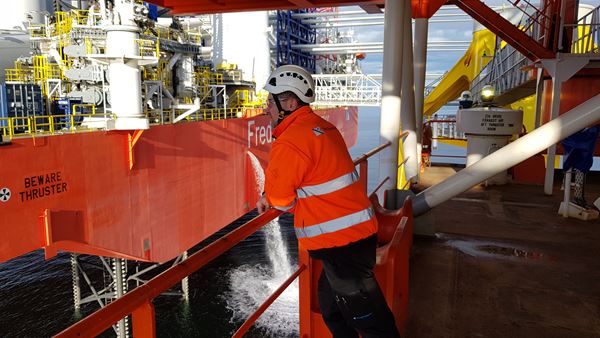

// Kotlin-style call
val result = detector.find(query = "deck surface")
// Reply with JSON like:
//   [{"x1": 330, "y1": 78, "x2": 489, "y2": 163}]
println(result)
[{"x1": 407, "y1": 165, "x2": 600, "y2": 338}]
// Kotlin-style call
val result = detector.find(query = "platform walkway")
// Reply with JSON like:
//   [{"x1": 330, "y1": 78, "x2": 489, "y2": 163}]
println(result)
[{"x1": 408, "y1": 165, "x2": 600, "y2": 338}]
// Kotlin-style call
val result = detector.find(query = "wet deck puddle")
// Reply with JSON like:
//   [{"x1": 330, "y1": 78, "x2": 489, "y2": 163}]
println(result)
[{"x1": 440, "y1": 236, "x2": 558, "y2": 263}]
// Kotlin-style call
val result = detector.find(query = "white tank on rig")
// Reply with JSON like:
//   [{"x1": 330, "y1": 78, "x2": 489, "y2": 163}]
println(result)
[
  {"x1": 0, "y1": 0, "x2": 52, "y2": 82},
  {"x1": 89, "y1": 0, "x2": 156, "y2": 130},
  {"x1": 213, "y1": 11, "x2": 271, "y2": 87},
  {"x1": 457, "y1": 106, "x2": 523, "y2": 185}
]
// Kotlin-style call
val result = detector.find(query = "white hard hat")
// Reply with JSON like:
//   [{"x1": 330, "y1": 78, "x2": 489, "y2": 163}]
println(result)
[{"x1": 264, "y1": 65, "x2": 315, "y2": 103}]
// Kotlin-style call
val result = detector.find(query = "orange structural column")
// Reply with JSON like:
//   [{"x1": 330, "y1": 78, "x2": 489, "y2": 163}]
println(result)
[
  {"x1": 541, "y1": 69, "x2": 600, "y2": 154},
  {"x1": 132, "y1": 301, "x2": 156, "y2": 338},
  {"x1": 542, "y1": 69, "x2": 600, "y2": 122}
]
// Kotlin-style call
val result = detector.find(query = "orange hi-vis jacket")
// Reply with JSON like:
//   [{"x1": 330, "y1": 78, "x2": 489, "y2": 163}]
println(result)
[{"x1": 265, "y1": 106, "x2": 377, "y2": 251}]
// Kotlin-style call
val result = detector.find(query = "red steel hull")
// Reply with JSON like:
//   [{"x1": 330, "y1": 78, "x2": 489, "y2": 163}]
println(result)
[{"x1": 0, "y1": 107, "x2": 357, "y2": 263}]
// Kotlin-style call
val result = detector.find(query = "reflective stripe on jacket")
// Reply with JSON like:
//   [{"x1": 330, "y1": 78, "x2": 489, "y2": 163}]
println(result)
[{"x1": 265, "y1": 106, "x2": 377, "y2": 250}]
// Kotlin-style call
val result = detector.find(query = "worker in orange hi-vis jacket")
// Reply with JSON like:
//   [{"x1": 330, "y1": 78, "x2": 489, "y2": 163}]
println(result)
[{"x1": 256, "y1": 65, "x2": 400, "y2": 338}]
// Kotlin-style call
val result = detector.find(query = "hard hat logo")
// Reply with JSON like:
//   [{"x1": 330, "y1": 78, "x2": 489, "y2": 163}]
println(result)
[{"x1": 264, "y1": 65, "x2": 315, "y2": 104}]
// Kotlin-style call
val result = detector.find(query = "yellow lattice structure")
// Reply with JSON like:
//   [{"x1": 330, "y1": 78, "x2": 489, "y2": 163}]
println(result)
[
  {"x1": 54, "y1": 11, "x2": 73, "y2": 36},
  {"x1": 72, "y1": 10, "x2": 90, "y2": 25},
  {"x1": 0, "y1": 110, "x2": 105, "y2": 140},
  {"x1": 229, "y1": 90, "x2": 264, "y2": 109},
  {"x1": 159, "y1": 60, "x2": 172, "y2": 88},
  {"x1": 28, "y1": 24, "x2": 48, "y2": 38},
  {"x1": 174, "y1": 108, "x2": 244, "y2": 122},
  {"x1": 33, "y1": 56, "x2": 64, "y2": 96},
  {"x1": 135, "y1": 39, "x2": 160, "y2": 58},
  {"x1": 5, "y1": 61, "x2": 34, "y2": 83}
]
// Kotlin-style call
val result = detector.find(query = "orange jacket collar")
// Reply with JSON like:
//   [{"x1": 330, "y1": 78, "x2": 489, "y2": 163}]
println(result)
[{"x1": 273, "y1": 105, "x2": 313, "y2": 138}]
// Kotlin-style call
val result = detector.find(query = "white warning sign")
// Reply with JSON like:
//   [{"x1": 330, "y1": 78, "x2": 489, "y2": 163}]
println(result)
[{"x1": 0, "y1": 187, "x2": 11, "y2": 202}]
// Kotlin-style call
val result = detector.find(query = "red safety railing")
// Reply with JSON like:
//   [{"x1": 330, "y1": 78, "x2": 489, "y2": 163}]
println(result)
[
  {"x1": 54, "y1": 209, "x2": 283, "y2": 338},
  {"x1": 353, "y1": 141, "x2": 391, "y2": 194},
  {"x1": 54, "y1": 142, "x2": 407, "y2": 338}
]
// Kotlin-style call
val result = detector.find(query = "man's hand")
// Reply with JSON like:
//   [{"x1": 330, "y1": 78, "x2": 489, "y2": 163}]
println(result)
[{"x1": 256, "y1": 195, "x2": 270, "y2": 214}]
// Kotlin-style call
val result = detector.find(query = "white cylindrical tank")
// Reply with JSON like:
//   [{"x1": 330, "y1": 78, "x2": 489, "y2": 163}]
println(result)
[
  {"x1": 0, "y1": 0, "x2": 51, "y2": 82},
  {"x1": 214, "y1": 11, "x2": 271, "y2": 87},
  {"x1": 105, "y1": 25, "x2": 148, "y2": 130},
  {"x1": 0, "y1": 32, "x2": 30, "y2": 83},
  {"x1": 0, "y1": 0, "x2": 51, "y2": 30},
  {"x1": 457, "y1": 107, "x2": 523, "y2": 185},
  {"x1": 176, "y1": 56, "x2": 195, "y2": 96}
]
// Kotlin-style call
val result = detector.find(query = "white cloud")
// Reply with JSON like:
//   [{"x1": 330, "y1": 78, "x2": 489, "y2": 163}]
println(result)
[
  {"x1": 353, "y1": 28, "x2": 384, "y2": 43},
  {"x1": 358, "y1": 57, "x2": 383, "y2": 75}
]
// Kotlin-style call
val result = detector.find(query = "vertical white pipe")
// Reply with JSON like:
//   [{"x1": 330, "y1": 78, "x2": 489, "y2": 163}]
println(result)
[
  {"x1": 401, "y1": 0, "x2": 418, "y2": 184},
  {"x1": 71, "y1": 254, "x2": 81, "y2": 312},
  {"x1": 413, "y1": 93, "x2": 600, "y2": 215},
  {"x1": 413, "y1": 18, "x2": 429, "y2": 178},
  {"x1": 544, "y1": 77, "x2": 562, "y2": 195},
  {"x1": 182, "y1": 251, "x2": 190, "y2": 302},
  {"x1": 378, "y1": 0, "x2": 405, "y2": 200},
  {"x1": 114, "y1": 259, "x2": 127, "y2": 338},
  {"x1": 104, "y1": 8, "x2": 149, "y2": 131},
  {"x1": 0, "y1": 0, "x2": 50, "y2": 30},
  {"x1": 106, "y1": 26, "x2": 143, "y2": 118},
  {"x1": 533, "y1": 67, "x2": 544, "y2": 129},
  {"x1": 563, "y1": 170, "x2": 571, "y2": 217}
]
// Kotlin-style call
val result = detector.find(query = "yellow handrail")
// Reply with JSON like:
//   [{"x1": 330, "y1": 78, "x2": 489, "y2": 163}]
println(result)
[
  {"x1": 0, "y1": 112, "x2": 107, "y2": 139},
  {"x1": 0, "y1": 105, "x2": 249, "y2": 140}
]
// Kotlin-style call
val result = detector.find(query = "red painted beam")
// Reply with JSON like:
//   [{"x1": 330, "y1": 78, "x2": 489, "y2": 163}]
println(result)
[
  {"x1": 412, "y1": 0, "x2": 448, "y2": 19},
  {"x1": 156, "y1": 0, "x2": 384, "y2": 14},
  {"x1": 453, "y1": 0, "x2": 555, "y2": 62}
]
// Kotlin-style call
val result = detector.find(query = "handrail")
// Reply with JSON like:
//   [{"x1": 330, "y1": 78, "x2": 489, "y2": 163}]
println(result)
[
  {"x1": 567, "y1": 5, "x2": 600, "y2": 54},
  {"x1": 54, "y1": 209, "x2": 282, "y2": 338},
  {"x1": 371, "y1": 176, "x2": 390, "y2": 195},
  {"x1": 352, "y1": 140, "x2": 391, "y2": 164},
  {"x1": 353, "y1": 141, "x2": 391, "y2": 193},
  {"x1": 425, "y1": 119, "x2": 457, "y2": 124}
]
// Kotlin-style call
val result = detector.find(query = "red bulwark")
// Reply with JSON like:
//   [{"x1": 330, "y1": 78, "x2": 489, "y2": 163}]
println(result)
[
  {"x1": 0, "y1": 107, "x2": 355, "y2": 263},
  {"x1": 316, "y1": 106, "x2": 358, "y2": 148}
]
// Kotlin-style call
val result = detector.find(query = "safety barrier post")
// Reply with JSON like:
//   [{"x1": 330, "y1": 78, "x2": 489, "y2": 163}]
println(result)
[
  {"x1": 8, "y1": 118, "x2": 13, "y2": 139},
  {"x1": 359, "y1": 161, "x2": 368, "y2": 192},
  {"x1": 132, "y1": 301, "x2": 156, "y2": 338}
]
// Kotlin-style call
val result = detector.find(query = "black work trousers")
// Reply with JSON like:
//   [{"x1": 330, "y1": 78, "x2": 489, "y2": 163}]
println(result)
[{"x1": 309, "y1": 235, "x2": 401, "y2": 338}]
